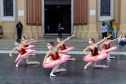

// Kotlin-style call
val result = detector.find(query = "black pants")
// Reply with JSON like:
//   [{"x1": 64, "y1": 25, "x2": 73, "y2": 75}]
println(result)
[
  {"x1": 58, "y1": 31, "x2": 62, "y2": 38},
  {"x1": 17, "y1": 29, "x2": 22, "y2": 39},
  {"x1": 102, "y1": 32, "x2": 107, "y2": 39}
]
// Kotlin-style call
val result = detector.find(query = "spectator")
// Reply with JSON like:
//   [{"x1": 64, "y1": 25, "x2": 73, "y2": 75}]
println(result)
[
  {"x1": 118, "y1": 34, "x2": 125, "y2": 47},
  {"x1": 100, "y1": 21, "x2": 108, "y2": 39},
  {"x1": 16, "y1": 21, "x2": 23, "y2": 40},
  {"x1": 58, "y1": 23, "x2": 62, "y2": 38},
  {"x1": 112, "y1": 19, "x2": 117, "y2": 39}
]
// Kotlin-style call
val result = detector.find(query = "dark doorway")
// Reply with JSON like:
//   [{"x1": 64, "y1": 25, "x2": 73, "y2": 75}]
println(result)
[{"x1": 45, "y1": 5, "x2": 71, "y2": 35}]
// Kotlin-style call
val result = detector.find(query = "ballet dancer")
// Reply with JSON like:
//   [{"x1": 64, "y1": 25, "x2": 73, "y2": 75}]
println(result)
[
  {"x1": 100, "y1": 37, "x2": 117, "y2": 61},
  {"x1": 57, "y1": 38, "x2": 75, "y2": 60},
  {"x1": 10, "y1": 39, "x2": 39, "y2": 68},
  {"x1": 83, "y1": 36, "x2": 111, "y2": 70},
  {"x1": 43, "y1": 35, "x2": 74, "y2": 77},
  {"x1": 20, "y1": 36, "x2": 36, "y2": 49}
]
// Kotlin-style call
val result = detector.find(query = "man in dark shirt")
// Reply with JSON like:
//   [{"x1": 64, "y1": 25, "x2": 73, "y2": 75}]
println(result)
[{"x1": 16, "y1": 21, "x2": 23, "y2": 39}]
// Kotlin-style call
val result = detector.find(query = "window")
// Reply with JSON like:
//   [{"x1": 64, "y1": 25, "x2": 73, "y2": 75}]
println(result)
[
  {"x1": 98, "y1": 0, "x2": 113, "y2": 21},
  {"x1": 0, "y1": 0, "x2": 15, "y2": 22},
  {"x1": 100, "y1": 0, "x2": 110, "y2": 16},
  {"x1": 4, "y1": 0, "x2": 13, "y2": 16}
]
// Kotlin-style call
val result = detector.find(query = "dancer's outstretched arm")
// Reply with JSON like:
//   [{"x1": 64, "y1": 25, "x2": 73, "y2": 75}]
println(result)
[
  {"x1": 44, "y1": 52, "x2": 50, "y2": 64},
  {"x1": 96, "y1": 36, "x2": 111, "y2": 45},
  {"x1": 9, "y1": 47, "x2": 17, "y2": 57},
  {"x1": 109, "y1": 38, "x2": 117, "y2": 42},
  {"x1": 56, "y1": 35, "x2": 75, "y2": 48},
  {"x1": 23, "y1": 40, "x2": 38, "y2": 46},
  {"x1": 83, "y1": 46, "x2": 90, "y2": 55}
]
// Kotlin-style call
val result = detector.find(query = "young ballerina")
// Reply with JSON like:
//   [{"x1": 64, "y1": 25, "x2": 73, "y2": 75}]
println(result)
[
  {"x1": 43, "y1": 35, "x2": 74, "y2": 77},
  {"x1": 83, "y1": 36, "x2": 111, "y2": 70},
  {"x1": 21, "y1": 36, "x2": 35, "y2": 49},
  {"x1": 100, "y1": 37, "x2": 118, "y2": 61},
  {"x1": 57, "y1": 38, "x2": 75, "y2": 60},
  {"x1": 10, "y1": 39, "x2": 40, "y2": 67}
]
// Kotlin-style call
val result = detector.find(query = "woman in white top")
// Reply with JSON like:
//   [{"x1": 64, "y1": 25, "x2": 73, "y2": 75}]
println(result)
[{"x1": 101, "y1": 21, "x2": 108, "y2": 39}]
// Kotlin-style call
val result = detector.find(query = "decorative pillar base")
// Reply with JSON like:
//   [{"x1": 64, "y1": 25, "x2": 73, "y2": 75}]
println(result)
[
  {"x1": 118, "y1": 24, "x2": 126, "y2": 36},
  {"x1": 31, "y1": 26, "x2": 38, "y2": 38},
  {"x1": 72, "y1": 25, "x2": 78, "y2": 37},
  {"x1": 36, "y1": 26, "x2": 43, "y2": 38},
  {"x1": 82, "y1": 25, "x2": 88, "y2": 38},
  {"x1": 77, "y1": 25, "x2": 83, "y2": 38},
  {"x1": 87, "y1": 24, "x2": 98, "y2": 39}
]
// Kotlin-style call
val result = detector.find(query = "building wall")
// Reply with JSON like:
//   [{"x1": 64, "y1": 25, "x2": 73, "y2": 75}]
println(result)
[{"x1": 1, "y1": 0, "x2": 125, "y2": 39}]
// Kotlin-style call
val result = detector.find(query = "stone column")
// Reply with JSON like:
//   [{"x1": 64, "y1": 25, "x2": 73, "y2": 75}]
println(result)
[
  {"x1": 17, "y1": 0, "x2": 32, "y2": 39},
  {"x1": 87, "y1": 0, "x2": 98, "y2": 39},
  {"x1": 118, "y1": 0, "x2": 126, "y2": 36}
]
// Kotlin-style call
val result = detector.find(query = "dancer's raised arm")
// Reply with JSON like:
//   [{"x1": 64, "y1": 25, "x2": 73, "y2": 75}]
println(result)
[
  {"x1": 56, "y1": 35, "x2": 75, "y2": 48},
  {"x1": 96, "y1": 36, "x2": 111, "y2": 45},
  {"x1": 9, "y1": 47, "x2": 17, "y2": 57}
]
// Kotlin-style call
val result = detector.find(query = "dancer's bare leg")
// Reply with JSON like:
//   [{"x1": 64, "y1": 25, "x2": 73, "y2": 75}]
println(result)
[
  {"x1": 93, "y1": 61, "x2": 108, "y2": 68},
  {"x1": 16, "y1": 58, "x2": 23, "y2": 68},
  {"x1": 50, "y1": 64, "x2": 60, "y2": 77},
  {"x1": 84, "y1": 62, "x2": 93, "y2": 70},
  {"x1": 107, "y1": 52, "x2": 111, "y2": 61}
]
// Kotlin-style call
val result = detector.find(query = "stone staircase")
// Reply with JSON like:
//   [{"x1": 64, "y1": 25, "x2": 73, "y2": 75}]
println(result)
[{"x1": 0, "y1": 37, "x2": 124, "y2": 52}]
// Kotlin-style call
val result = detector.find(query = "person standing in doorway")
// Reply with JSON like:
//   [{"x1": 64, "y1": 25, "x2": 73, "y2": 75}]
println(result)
[
  {"x1": 112, "y1": 19, "x2": 117, "y2": 39},
  {"x1": 58, "y1": 23, "x2": 62, "y2": 38},
  {"x1": 16, "y1": 21, "x2": 23, "y2": 40},
  {"x1": 100, "y1": 21, "x2": 108, "y2": 39}
]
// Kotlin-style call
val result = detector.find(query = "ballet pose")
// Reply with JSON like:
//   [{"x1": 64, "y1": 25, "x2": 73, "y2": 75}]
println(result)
[
  {"x1": 10, "y1": 39, "x2": 39, "y2": 68},
  {"x1": 21, "y1": 36, "x2": 36, "y2": 49},
  {"x1": 100, "y1": 38, "x2": 117, "y2": 61},
  {"x1": 83, "y1": 36, "x2": 111, "y2": 70},
  {"x1": 43, "y1": 35, "x2": 74, "y2": 77},
  {"x1": 57, "y1": 38, "x2": 75, "y2": 60}
]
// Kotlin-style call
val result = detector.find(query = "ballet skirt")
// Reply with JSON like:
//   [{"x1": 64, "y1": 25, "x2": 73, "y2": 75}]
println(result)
[
  {"x1": 15, "y1": 48, "x2": 36, "y2": 63},
  {"x1": 43, "y1": 51, "x2": 70, "y2": 68},
  {"x1": 59, "y1": 44, "x2": 74, "y2": 53},
  {"x1": 100, "y1": 43, "x2": 117, "y2": 53},
  {"x1": 84, "y1": 47, "x2": 108, "y2": 62}
]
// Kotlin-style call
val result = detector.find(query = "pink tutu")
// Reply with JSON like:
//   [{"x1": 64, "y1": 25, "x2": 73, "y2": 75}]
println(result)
[
  {"x1": 25, "y1": 45, "x2": 35, "y2": 49},
  {"x1": 15, "y1": 49, "x2": 36, "y2": 63},
  {"x1": 43, "y1": 54, "x2": 70, "y2": 68},
  {"x1": 59, "y1": 47, "x2": 75, "y2": 53},
  {"x1": 83, "y1": 52, "x2": 108, "y2": 62},
  {"x1": 100, "y1": 46, "x2": 118, "y2": 53}
]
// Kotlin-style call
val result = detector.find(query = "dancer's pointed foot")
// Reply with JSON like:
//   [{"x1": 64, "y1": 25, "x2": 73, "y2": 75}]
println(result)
[
  {"x1": 16, "y1": 64, "x2": 18, "y2": 68},
  {"x1": 107, "y1": 58, "x2": 111, "y2": 61},
  {"x1": 84, "y1": 66, "x2": 87, "y2": 70},
  {"x1": 50, "y1": 73, "x2": 56, "y2": 77}
]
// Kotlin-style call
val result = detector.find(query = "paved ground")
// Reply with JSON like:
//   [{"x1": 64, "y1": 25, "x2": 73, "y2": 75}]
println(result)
[{"x1": 1, "y1": 54, "x2": 126, "y2": 84}]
